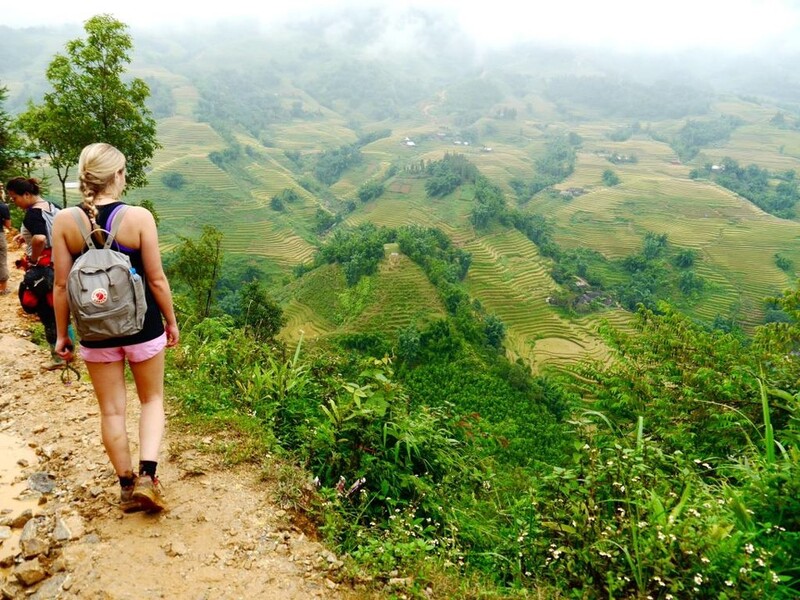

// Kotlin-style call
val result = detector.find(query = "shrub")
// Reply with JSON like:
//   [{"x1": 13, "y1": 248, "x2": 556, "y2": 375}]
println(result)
[
  {"x1": 522, "y1": 415, "x2": 783, "y2": 599},
  {"x1": 161, "y1": 171, "x2": 186, "y2": 189}
]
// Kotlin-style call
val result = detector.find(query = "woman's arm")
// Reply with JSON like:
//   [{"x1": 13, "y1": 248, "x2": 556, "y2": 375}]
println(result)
[
  {"x1": 138, "y1": 208, "x2": 180, "y2": 347},
  {"x1": 52, "y1": 210, "x2": 76, "y2": 360}
]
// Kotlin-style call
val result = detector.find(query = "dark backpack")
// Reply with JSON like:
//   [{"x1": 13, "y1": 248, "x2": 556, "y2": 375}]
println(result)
[
  {"x1": 67, "y1": 206, "x2": 147, "y2": 341},
  {"x1": 17, "y1": 202, "x2": 59, "y2": 314},
  {"x1": 18, "y1": 265, "x2": 54, "y2": 314}
]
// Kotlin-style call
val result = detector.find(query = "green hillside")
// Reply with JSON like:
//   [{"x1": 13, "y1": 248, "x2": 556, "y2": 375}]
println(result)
[
  {"x1": 5, "y1": 22, "x2": 800, "y2": 370},
  {"x1": 275, "y1": 247, "x2": 447, "y2": 347},
  {"x1": 6, "y1": 17, "x2": 800, "y2": 600}
]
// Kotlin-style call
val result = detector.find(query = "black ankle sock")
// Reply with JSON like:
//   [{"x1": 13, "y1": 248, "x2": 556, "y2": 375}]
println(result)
[
  {"x1": 139, "y1": 461, "x2": 158, "y2": 479},
  {"x1": 119, "y1": 474, "x2": 135, "y2": 489}
]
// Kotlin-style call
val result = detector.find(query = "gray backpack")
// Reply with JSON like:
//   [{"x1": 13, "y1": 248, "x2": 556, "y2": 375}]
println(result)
[{"x1": 68, "y1": 205, "x2": 147, "y2": 341}]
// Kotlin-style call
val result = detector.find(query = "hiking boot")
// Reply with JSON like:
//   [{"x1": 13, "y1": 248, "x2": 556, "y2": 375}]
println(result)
[
  {"x1": 132, "y1": 474, "x2": 167, "y2": 513},
  {"x1": 42, "y1": 355, "x2": 65, "y2": 371},
  {"x1": 120, "y1": 480, "x2": 144, "y2": 513}
]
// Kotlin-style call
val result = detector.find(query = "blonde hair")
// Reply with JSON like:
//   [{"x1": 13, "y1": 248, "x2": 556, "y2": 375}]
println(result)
[{"x1": 78, "y1": 143, "x2": 126, "y2": 224}]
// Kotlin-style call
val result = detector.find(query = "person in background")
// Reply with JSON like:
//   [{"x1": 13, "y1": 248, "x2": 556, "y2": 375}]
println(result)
[
  {"x1": 51, "y1": 143, "x2": 179, "y2": 513},
  {"x1": 0, "y1": 184, "x2": 11, "y2": 295},
  {"x1": 6, "y1": 177, "x2": 62, "y2": 367}
]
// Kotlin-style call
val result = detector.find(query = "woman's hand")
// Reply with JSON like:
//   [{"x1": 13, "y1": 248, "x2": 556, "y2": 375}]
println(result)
[
  {"x1": 165, "y1": 323, "x2": 180, "y2": 348},
  {"x1": 55, "y1": 337, "x2": 75, "y2": 362}
]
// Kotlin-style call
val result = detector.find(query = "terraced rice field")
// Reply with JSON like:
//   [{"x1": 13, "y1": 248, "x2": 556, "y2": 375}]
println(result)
[
  {"x1": 344, "y1": 182, "x2": 473, "y2": 233},
  {"x1": 224, "y1": 219, "x2": 316, "y2": 265},
  {"x1": 699, "y1": 220, "x2": 800, "y2": 327},
  {"x1": 156, "y1": 117, "x2": 226, "y2": 157},
  {"x1": 71, "y1": 78, "x2": 799, "y2": 370},
  {"x1": 542, "y1": 156, "x2": 800, "y2": 328},
  {"x1": 277, "y1": 264, "x2": 347, "y2": 345},
  {"x1": 462, "y1": 229, "x2": 615, "y2": 372},
  {"x1": 280, "y1": 299, "x2": 335, "y2": 346},
  {"x1": 278, "y1": 251, "x2": 445, "y2": 346},
  {"x1": 716, "y1": 125, "x2": 800, "y2": 172},
  {"x1": 269, "y1": 120, "x2": 358, "y2": 152},
  {"x1": 342, "y1": 254, "x2": 447, "y2": 334}
]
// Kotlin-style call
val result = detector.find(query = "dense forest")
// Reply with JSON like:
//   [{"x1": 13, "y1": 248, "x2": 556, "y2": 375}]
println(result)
[{"x1": 2, "y1": 8, "x2": 800, "y2": 598}]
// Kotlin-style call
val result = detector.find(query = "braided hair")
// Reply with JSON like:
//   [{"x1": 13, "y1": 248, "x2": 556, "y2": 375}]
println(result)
[{"x1": 77, "y1": 143, "x2": 126, "y2": 231}]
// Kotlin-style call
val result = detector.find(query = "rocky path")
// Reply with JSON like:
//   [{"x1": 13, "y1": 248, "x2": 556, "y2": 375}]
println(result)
[{"x1": 0, "y1": 235, "x2": 366, "y2": 600}]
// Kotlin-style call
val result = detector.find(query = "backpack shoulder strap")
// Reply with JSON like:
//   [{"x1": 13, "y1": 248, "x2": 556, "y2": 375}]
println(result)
[
  {"x1": 70, "y1": 207, "x2": 98, "y2": 250},
  {"x1": 104, "y1": 204, "x2": 130, "y2": 250},
  {"x1": 40, "y1": 202, "x2": 61, "y2": 247}
]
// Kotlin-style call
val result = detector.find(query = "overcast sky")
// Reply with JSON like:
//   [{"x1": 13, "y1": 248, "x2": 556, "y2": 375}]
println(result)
[{"x1": 3, "y1": 0, "x2": 800, "y2": 54}]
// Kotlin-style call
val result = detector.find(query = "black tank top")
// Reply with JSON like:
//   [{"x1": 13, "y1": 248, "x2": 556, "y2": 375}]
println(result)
[{"x1": 77, "y1": 202, "x2": 165, "y2": 348}]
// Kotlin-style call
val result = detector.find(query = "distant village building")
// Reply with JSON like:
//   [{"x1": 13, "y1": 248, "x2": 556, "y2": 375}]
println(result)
[{"x1": 561, "y1": 187, "x2": 586, "y2": 199}]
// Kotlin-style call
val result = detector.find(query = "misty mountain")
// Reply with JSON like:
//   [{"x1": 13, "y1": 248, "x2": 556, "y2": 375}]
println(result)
[{"x1": 3, "y1": 6, "x2": 800, "y2": 119}]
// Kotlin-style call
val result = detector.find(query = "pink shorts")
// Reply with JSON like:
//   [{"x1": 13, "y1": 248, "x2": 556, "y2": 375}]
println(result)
[{"x1": 79, "y1": 333, "x2": 167, "y2": 364}]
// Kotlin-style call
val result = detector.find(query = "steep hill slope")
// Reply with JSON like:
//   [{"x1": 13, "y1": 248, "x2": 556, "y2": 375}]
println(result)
[{"x1": 0, "y1": 242, "x2": 370, "y2": 599}]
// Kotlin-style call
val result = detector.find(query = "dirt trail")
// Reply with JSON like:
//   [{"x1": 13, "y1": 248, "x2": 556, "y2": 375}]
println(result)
[{"x1": 0, "y1": 234, "x2": 366, "y2": 599}]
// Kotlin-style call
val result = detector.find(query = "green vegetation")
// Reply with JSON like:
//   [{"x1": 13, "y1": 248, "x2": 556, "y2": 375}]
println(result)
[
  {"x1": 165, "y1": 224, "x2": 800, "y2": 598},
  {"x1": 669, "y1": 115, "x2": 743, "y2": 162},
  {"x1": 16, "y1": 15, "x2": 158, "y2": 206},
  {"x1": 544, "y1": 75, "x2": 710, "y2": 118},
  {"x1": 602, "y1": 168, "x2": 620, "y2": 186},
  {"x1": 315, "y1": 143, "x2": 363, "y2": 185},
  {"x1": 424, "y1": 153, "x2": 480, "y2": 198},
  {"x1": 357, "y1": 180, "x2": 385, "y2": 203},
  {"x1": 607, "y1": 121, "x2": 642, "y2": 142},
  {"x1": 510, "y1": 133, "x2": 580, "y2": 202},
  {"x1": 691, "y1": 158, "x2": 800, "y2": 219},
  {"x1": 0, "y1": 85, "x2": 26, "y2": 181},
  {"x1": 195, "y1": 68, "x2": 286, "y2": 138},
  {"x1": 7, "y1": 13, "x2": 800, "y2": 598},
  {"x1": 161, "y1": 171, "x2": 186, "y2": 189}
]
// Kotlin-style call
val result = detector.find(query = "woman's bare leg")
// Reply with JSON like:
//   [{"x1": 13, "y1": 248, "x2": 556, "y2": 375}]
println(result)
[
  {"x1": 85, "y1": 360, "x2": 132, "y2": 476},
  {"x1": 129, "y1": 350, "x2": 166, "y2": 462}
]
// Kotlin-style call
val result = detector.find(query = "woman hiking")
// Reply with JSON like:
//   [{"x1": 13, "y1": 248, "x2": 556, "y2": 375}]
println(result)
[
  {"x1": 51, "y1": 142, "x2": 180, "y2": 513},
  {"x1": 6, "y1": 176, "x2": 63, "y2": 369}
]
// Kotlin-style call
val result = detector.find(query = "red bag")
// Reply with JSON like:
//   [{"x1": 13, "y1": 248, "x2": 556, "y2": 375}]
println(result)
[{"x1": 19, "y1": 283, "x2": 39, "y2": 314}]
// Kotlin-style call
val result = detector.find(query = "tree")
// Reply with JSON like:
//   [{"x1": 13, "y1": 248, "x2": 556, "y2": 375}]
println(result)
[
  {"x1": 775, "y1": 253, "x2": 793, "y2": 273},
  {"x1": 235, "y1": 280, "x2": 286, "y2": 344},
  {"x1": 673, "y1": 248, "x2": 697, "y2": 269},
  {"x1": 0, "y1": 85, "x2": 25, "y2": 182},
  {"x1": 17, "y1": 14, "x2": 159, "y2": 206},
  {"x1": 169, "y1": 226, "x2": 224, "y2": 320},
  {"x1": 357, "y1": 180, "x2": 384, "y2": 203},
  {"x1": 161, "y1": 172, "x2": 186, "y2": 190},
  {"x1": 484, "y1": 313, "x2": 506, "y2": 349},
  {"x1": 601, "y1": 169, "x2": 620, "y2": 186}
]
